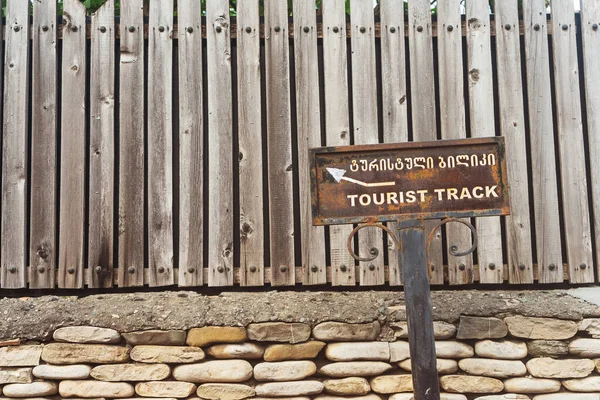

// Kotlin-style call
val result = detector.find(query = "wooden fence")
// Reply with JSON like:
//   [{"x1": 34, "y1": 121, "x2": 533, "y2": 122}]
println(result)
[{"x1": 0, "y1": 0, "x2": 599, "y2": 290}]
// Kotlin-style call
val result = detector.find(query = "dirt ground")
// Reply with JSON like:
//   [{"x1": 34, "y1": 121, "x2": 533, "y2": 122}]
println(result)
[{"x1": 1, "y1": 289, "x2": 599, "y2": 341}]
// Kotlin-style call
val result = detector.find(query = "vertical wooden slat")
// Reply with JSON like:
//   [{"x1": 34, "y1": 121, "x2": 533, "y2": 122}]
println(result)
[
  {"x1": 522, "y1": 0, "x2": 564, "y2": 283},
  {"x1": 147, "y1": 0, "x2": 175, "y2": 287},
  {"x1": 580, "y1": 0, "x2": 600, "y2": 282},
  {"x1": 294, "y1": 0, "x2": 326, "y2": 285},
  {"x1": 30, "y1": 0, "x2": 57, "y2": 289},
  {"x1": 88, "y1": 0, "x2": 115, "y2": 288},
  {"x1": 1, "y1": 0, "x2": 30, "y2": 289},
  {"x1": 237, "y1": 0, "x2": 264, "y2": 286},
  {"x1": 118, "y1": 0, "x2": 145, "y2": 287},
  {"x1": 206, "y1": 0, "x2": 234, "y2": 287},
  {"x1": 265, "y1": 0, "x2": 295, "y2": 286},
  {"x1": 350, "y1": 0, "x2": 384, "y2": 286},
  {"x1": 178, "y1": 0, "x2": 204, "y2": 287},
  {"x1": 58, "y1": 0, "x2": 86, "y2": 288},
  {"x1": 494, "y1": 0, "x2": 534, "y2": 283},
  {"x1": 380, "y1": 0, "x2": 407, "y2": 286},
  {"x1": 438, "y1": 0, "x2": 473, "y2": 285},
  {"x1": 550, "y1": 0, "x2": 594, "y2": 283},
  {"x1": 322, "y1": 0, "x2": 355, "y2": 286},
  {"x1": 408, "y1": 0, "x2": 443, "y2": 284},
  {"x1": 465, "y1": 0, "x2": 504, "y2": 284}
]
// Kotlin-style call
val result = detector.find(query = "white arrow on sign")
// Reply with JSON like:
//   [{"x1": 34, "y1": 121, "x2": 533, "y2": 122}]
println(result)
[{"x1": 326, "y1": 167, "x2": 396, "y2": 188}]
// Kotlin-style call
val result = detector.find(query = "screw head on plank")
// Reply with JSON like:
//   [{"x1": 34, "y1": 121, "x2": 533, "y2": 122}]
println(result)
[
  {"x1": 159, "y1": 26, "x2": 165, "y2": 32},
  {"x1": 129, "y1": 26, "x2": 136, "y2": 32},
  {"x1": 368, "y1": 264, "x2": 375, "y2": 271},
  {"x1": 274, "y1": 26, "x2": 281, "y2": 33},
  {"x1": 217, "y1": 266, "x2": 224, "y2": 273},
  {"x1": 245, "y1": 26, "x2": 252, "y2": 33},
  {"x1": 13, "y1": 26, "x2": 20, "y2": 32},
  {"x1": 42, "y1": 25, "x2": 49, "y2": 32},
  {"x1": 534, "y1": 24, "x2": 540, "y2": 31},
  {"x1": 332, "y1": 26, "x2": 339, "y2": 33},
  {"x1": 311, "y1": 265, "x2": 318, "y2": 272},
  {"x1": 359, "y1": 26, "x2": 366, "y2": 33},
  {"x1": 519, "y1": 264, "x2": 526, "y2": 271},
  {"x1": 100, "y1": 26, "x2": 107, "y2": 33},
  {"x1": 562, "y1": 24, "x2": 569, "y2": 31},
  {"x1": 280, "y1": 265, "x2": 287, "y2": 272},
  {"x1": 390, "y1": 26, "x2": 396, "y2": 33},
  {"x1": 340, "y1": 264, "x2": 348, "y2": 272},
  {"x1": 505, "y1": 24, "x2": 511, "y2": 31},
  {"x1": 67, "y1": 267, "x2": 75, "y2": 274},
  {"x1": 187, "y1": 267, "x2": 196, "y2": 273},
  {"x1": 416, "y1": 26, "x2": 423, "y2": 32},
  {"x1": 548, "y1": 263, "x2": 556, "y2": 271},
  {"x1": 187, "y1": 27, "x2": 194, "y2": 33},
  {"x1": 95, "y1": 266, "x2": 102, "y2": 273},
  {"x1": 303, "y1": 26, "x2": 310, "y2": 33},
  {"x1": 459, "y1": 263, "x2": 466, "y2": 271},
  {"x1": 488, "y1": 263, "x2": 496, "y2": 270},
  {"x1": 580, "y1": 263, "x2": 587, "y2": 270},
  {"x1": 447, "y1": 25, "x2": 454, "y2": 32},
  {"x1": 249, "y1": 266, "x2": 257, "y2": 273},
  {"x1": 71, "y1": 26, "x2": 78, "y2": 32},
  {"x1": 128, "y1": 266, "x2": 136, "y2": 274},
  {"x1": 593, "y1": 24, "x2": 599, "y2": 31}
]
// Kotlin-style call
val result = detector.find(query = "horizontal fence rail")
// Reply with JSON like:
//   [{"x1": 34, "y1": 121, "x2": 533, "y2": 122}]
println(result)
[{"x1": 0, "y1": 0, "x2": 598, "y2": 290}]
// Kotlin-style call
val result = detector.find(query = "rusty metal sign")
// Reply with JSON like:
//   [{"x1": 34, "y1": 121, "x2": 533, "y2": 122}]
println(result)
[{"x1": 310, "y1": 137, "x2": 509, "y2": 225}]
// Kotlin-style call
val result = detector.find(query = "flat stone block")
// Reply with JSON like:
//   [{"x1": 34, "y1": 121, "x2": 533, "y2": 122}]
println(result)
[
  {"x1": 318, "y1": 362, "x2": 393, "y2": 377},
  {"x1": 59, "y1": 380, "x2": 135, "y2": 398},
  {"x1": 247, "y1": 323, "x2": 311, "y2": 344},
  {"x1": 475, "y1": 340, "x2": 527, "y2": 359},
  {"x1": 2, "y1": 382, "x2": 58, "y2": 398},
  {"x1": 440, "y1": 375, "x2": 503, "y2": 394},
  {"x1": 206, "y1": 343, "x2": 264, "y2": 359},
  {"x1": 135, "y1": 381, "x2": 196, "y2": 398},
  {"x1": 504, "y1": 316, "x2": 578, "y2": 340},
  {"x1": 435, "y1": 341, "x2": 474, "y2": 358},
  {"x1": 562, "y1": 376, "x2": 600, "y2": 392},
  {"x1": 255, "y1": 381, "x2": 324, "y2": 397},
  {"x1": 0, "y1": 368, "x2": 32, "y2": 384},
  {"x1": 527, "y1": 340, "x2": 568, "y2": 358},
  {"x1": 186, "y1": 327, "x2": 246, "y2": 347},
  {"x1": 457, "y1": 316, "x2": 507, "y2": 339},
  {"x1": 263, "y1": 341, "x2": 325, "y2": 361},
  {"x1": 569, "y1": 338, "x2": 600, "y2": 357},
  {"x1": 0, "y1": 346, "x2": 43, "y2": 367},
  {"x1": 90, "y1": 363, "x2": 170, "y2": 381},
  {"x1": 53, "y1": 327, "x2": 121, "y2": 344},
  {"x1": 254, "y1": 361, "x2": 316, "y2": 381},
  {"x1": 130, "y1": 345, "x2": 205, "y2": 364},
  {"x1": 503, "y1": 377, "x2": 561, "y2": 393},
  {"x1": 325, "y1": 342, "x2": 390, "y2": 362},
  {"x1": 526, "y1": 357, "x2": 595, "y2": 378},
  {"x1": 41, "y1": 343, "x2": 130, "y2": 364},
  {"x1": 172, "y1": 360, "x2": 253, "y2": 383},
  {"x1": 369, "y1": 374, "x2": 413, "y2": 394},
  {"x1": 122, "y1": 330, "x2": 186, "y2": 346},
  {"x1": 458, "y1": 358, "x2": 527, "y2": 378},
  {"x1": 312, "y1": 321, "x2": 380, "y2": 341},
  {"x1": 323, "y1": 377, "x2": 371, "y2": 396},
  {"x1": 196, "y1": 383, "x2": 255, "y2": 400},
  {"x1": 32, "y1": 364, "x2": 91, "y2": 380}
]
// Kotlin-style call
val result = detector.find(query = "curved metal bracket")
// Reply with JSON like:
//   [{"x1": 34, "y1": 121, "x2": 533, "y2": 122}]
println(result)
[
  {"x1": 426, "y1": 217, "x2": 478, "y2": 268},
  {"x1": 346, "y1": 218, "x2": 478, "y2": 275},
  {"x1": 346, "y1": 222, "x2": 402, "y2": 262}
]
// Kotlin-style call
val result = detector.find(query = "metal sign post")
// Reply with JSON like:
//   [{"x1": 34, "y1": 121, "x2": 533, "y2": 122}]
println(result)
[{"x1": 309, "y1": 137, "x2": 510, "y2": 400}]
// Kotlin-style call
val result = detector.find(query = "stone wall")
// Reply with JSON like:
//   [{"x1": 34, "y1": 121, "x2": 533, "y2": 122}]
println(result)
[
  {"x1": 2, "y1": 310, "x2": 600, "y2": 399},
  {"x1": 1, "y1": 290, "x2": 600, "y2": 399}
]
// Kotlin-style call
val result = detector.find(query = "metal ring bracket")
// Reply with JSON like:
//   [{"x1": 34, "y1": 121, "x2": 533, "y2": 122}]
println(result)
[{"x1": 346, "y1": 222, "x2": 402, "y2": 262}]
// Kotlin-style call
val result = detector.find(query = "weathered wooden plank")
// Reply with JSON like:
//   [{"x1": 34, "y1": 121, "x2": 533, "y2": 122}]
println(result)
[
  {"x1": 437, "y1": 0, "x2": 473, "y2": 285},
  {"x1": 147, "y1": 0, "x2": 175, "y2": 287},
  {"x1": 29, "y1": 0, "x2": 57, "y2": 289},
  {"x1": 349, "y1": 0, "x2": 384, "y2": 286},
  {"x1": 580, "y1": 0, "x2": 600, "y2": 283},
  {"x1": 118, "y1": 0, "x2": 145, "y2": 287},
  {"x1": 293, "y1": 0, "x2": 326, "y2": 285},
  {"x1": 465, "y1": 0, "x2": 504, "y2": 284},
  {"x1": 1, "y1": 0, "x2": 30, "y2": 289},
  {"x1": 58, "y1": 0, "x2": 86, "y2": 288},
  {"x1": 264, "y1": 0, "x2": 295, "y2": 286},
  {"x1": 550, "y1": 0, "x2": 594, "y2": 283},
  {"x1": 408, "y1": 0, "x2": 443, "y2": 284},
  {"x1": 322, "y1": 0, "x2": 355, "y2": 286},
  {"x1": 237, "y1": 0, "x2": 264, "y2": 286},
  {"x1": 88, "y1": 0, "x2": 115, "y2": 288},
  {"x1": 522, "y1": 0, "x2": 564, "y2": 283},
  {"x1": 206, "y1": 0, "x2": 234, "y2": 287},
  {"x1": 494, "y1": 0, "x2": 534, "y2": 283},
  {"x1": 178, "y1": 0, "x2": 204, "y2": 287},
  {"x1": 379, "y1": 0, "x2": 407, "y2": 286}
]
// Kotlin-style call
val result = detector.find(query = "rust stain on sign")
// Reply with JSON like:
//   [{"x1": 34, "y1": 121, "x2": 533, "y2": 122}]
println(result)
[{"x1": 310, "y1": 137, "x2": 510, "y2": 225}]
